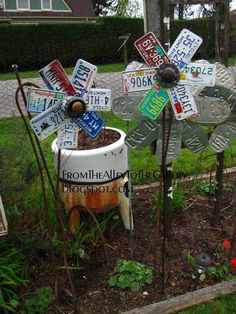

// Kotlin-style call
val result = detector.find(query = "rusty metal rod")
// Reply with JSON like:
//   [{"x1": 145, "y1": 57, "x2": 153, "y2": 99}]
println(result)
[
  {"x1": 12, "y1": 65, "x2": 56, "y2": 198},
  {"x1": 67, "y1": 205, "x2": 108, "y2": 264},
  {"x1": 15, "y1": 84, "x2": 55, "y2": 261},
  {"x1": 56, "y1": 149, "x2": 79, "y2": 313}
]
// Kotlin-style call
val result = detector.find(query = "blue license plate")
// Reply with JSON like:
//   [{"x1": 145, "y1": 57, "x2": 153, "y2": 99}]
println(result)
[{"x1": 74, "y1": 111, "x2": 105, "y2": 137}]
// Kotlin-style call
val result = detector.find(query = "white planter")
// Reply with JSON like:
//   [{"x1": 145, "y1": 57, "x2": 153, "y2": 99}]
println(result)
[{"x1": 51, "y1": 127, "x2": 133, "y2": 232}]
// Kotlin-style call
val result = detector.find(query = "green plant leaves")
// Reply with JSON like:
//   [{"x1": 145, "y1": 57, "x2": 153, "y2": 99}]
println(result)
[{"x1": 108, "y1": 259, "x2": 153, "y2": 292}]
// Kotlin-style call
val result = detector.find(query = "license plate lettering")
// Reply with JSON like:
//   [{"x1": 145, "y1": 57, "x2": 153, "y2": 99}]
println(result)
[
  {"x1": 168, "y1": 29, "x2": 203, "y2": 69},
  {"x1": 39, "y1": 60, "x2": 76, "y2": 95},
  {"x1": 27, "y1": 88, "x2": 66, "y2": 113},
  {"x1": 134, "y1": 32, "x2": 169, "y2": 67},
  {"x1": 74, "y1": 111, "x2": 105, "y2": 137},
  {"x1": 168, "y1": 84, "x2": 197, "y2": 120},
  {"x1": 30, "y1": 103, "x2": 70, "y2": 140},
  {"x1": 84, "y1": 89, "x2": 111, "y2": 111},
  {"x1": 72, "y1": 59, "x2": 97, "y2": 97},
  {"x1": 57, "y1": 123, "x2": 78, "y2": 149},
  {"x1": 180, "y1": 63, "x2": 216, "y2": 86},
  {"x1": 122, "y1": 68, "x2": 157, "y2": 92},
  {"x1": 138, "y1": 83, "x2": 169, "y2": 120}
]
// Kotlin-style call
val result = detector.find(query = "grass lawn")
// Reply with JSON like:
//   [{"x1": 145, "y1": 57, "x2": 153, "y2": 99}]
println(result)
[
  {"x1": 179, "y1": 293, "x2": 236, "y2": 313},
  {"x1": 0, "y1": 63, "x2": 124, "y2": 81},
  {"x1": 1, "y1": 53, "x2": 236, "y2": 81},
  {"x1": 1, "y1": 114, "x2": 236, "y2": 186}
]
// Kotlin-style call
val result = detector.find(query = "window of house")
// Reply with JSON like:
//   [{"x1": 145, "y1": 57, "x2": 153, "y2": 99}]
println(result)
[
  {"x1": 42, "y1": 0, "x2": 50, "y2": 10},
  {"x1": 18, "y1": 0, "x2": 29, "y2": 9}
]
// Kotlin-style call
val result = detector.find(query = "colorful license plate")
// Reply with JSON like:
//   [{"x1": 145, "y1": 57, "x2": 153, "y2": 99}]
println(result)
[
  {"x1": 180, "y1": 63, "x2": 216, "y2": 86},
  {"x1": 72, "y1": 59, "x2": 97, "y2": 97},
  {"x1": 134, "y1": 32, "x2": 169, "y2": 67},
  {"x1": 27, "y1": 88, "x2": 66, "y2": 113},
  {"x1": 57, "y1": 123, "x2": 78, "y2": 149},
  {"x1": 74, "y1": 111, "x2": 105, "y2": 138},
  {"x1": 138, "y1": 82, "x2": 169, "y2": 120},
  {"x1": 0, "y1": 195, "x2": 8, "y2": 236},
  {"x1": 39, "y1": 59, "x2": 76, "y2": 95},
  {"x1": 122, "y1": 68, "x2": 158, "y2": 92},
  {"x1": 30, "y1": 102, "x2": 70, "y2": 140},
  {"x1": 168, "y1": 29, "x2": 203, "y2": 70},
  {"x1": 84, "y1": 88, "x2": 111, "y2": 111},
  {"x1": 168, "y1": 84, "x2": 198, "y2": 120}
]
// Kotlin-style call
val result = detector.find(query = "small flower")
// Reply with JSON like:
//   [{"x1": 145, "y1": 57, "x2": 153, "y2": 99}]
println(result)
[
  {"x1": 230, "y1": 258, "x2": 236, "y2": 267},
  {"x1": 223, "y1": 239, "x2": 231, "y2": 249}
]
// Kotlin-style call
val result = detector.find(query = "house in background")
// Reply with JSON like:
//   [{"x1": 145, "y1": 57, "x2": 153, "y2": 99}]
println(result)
[{"x1": 0, "y1": 0, "x2": 95, "y2": 23}]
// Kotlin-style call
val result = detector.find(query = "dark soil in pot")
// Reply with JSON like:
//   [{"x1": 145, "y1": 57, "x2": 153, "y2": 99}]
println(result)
[{"x1": 77, "y1": 128, "x2": 121, "y2": 150}]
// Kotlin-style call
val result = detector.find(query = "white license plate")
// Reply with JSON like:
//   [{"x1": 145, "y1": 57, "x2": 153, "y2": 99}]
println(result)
[
  {"x1": 168, "y1": 84, "x2": 198, "y2": 120},
  {"x1": 30, "y1": 103, "x2": 70, "y2": 140},
  {"x1": 27, "y1": 88, "x2": 67, "y2": 113},
  {"x1": 72, "y1": 59, "x2": 97, "y2": 97},
  {"x1": 168, "y1": 29, "x2": 203, "y2": 69},
  {"x1": 180, "y1": 63, "x2": 216, "y2": 86},
  {"x1": 84, "y1": 88, "x2": 111, "y2": 111},
  {"x1": 0, "y1": 195, "x2": 8, "y2": 236},
  {"x1": 122, "y1": 68, "x2": 157, "y2": 92},
  {"x1": 57, "y1": 123, "x2": 78, "y2": 149},
  {"x1": 39, "y1": 59, "x2": 76, "y2": 95}
]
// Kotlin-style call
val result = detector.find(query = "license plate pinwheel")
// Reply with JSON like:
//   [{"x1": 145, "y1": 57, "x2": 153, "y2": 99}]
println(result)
[
  {"x1": 28, "y1": 59, "x2": 112, "y2": 148},
  {"x1": 112, "y1": 29, "x2": 217, "y2": 164}
]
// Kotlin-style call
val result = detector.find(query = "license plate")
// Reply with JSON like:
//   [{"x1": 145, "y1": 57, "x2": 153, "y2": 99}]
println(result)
[
  {"x1": 72, "y1": 59, "x2": 97, "y2": 97},
  {"x1": 180, "y1": 63, "x2": 216, "y2": 86},
  {"x1": 216, "y1": 62, "x2": 236, "y2": 91},
  {"x1": 209, "y1": 122, "x2": 236, "y2": 153},
  {"x1": 125, "y1": 120, "x2": 159, "y2": 150},
  {"x1": 168, "y1": 84, "x2": 197, "y2": 120},
  {"x1": 134, "y1": 32, "x2": 170, "y2": 67},
  {"x1": 181, "y1": 120, "x2": 208, "y2": 153},
  {"x1": 138, "y1": 83, "x2": 169, "y2": 120},
  {"x1": 112, "y1": 94, "x2": 148, "y2": 121},
  {"x1": 168, "y1": 29, "x2": 203, "y2": 70},
  {"x1": 0, "y1": 195, "x2": 8, "y2": 236},
  {"x1": 84, "y1": 88, "x2": 111, "y2": 111},
  {"x1": 122, "y1": 68, "x2": 158, "y2": 92},
  {"x1": 39, "y1": 59, "x2": 76, "y2": 95},
  {"x1": 30, "y1": 102, "x2": 70, "y2": 140},
  {"x1": 156, "y1": 120, "x2": 182, "y2": 165},
  {"x1": 74, "y1": 111, "x2": 105, "y2": 138},
  {"x1": 192, "y1": 96, "x2": 230, "y2": 125},
  {"x1": 57, "y1": 123, "x2": 79, "y2": 149},
  {"x1": 27, "y1": 88, "x2": 66, "y2": 113}
]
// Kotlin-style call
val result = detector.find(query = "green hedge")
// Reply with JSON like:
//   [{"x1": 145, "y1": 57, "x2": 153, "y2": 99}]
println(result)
[
  {"x1": 0, "y1": 16, "x2": 233, "y2": 73},
  {"x1": 0, "y1": 17, "x2": 144, "y2": 72}
]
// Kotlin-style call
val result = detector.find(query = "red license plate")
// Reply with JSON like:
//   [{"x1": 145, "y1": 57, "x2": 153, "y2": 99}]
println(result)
[
  {"x1": 39, "y1": 60, "x2": 76, "y2": 96},
  {"x1": 134, "y1": 32, "x2": 169, "y2": 67}
]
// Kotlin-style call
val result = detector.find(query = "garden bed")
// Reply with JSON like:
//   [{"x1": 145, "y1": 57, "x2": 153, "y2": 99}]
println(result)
[{"x1": 25, "y1": 173, "x2": 236, "y2": 314}]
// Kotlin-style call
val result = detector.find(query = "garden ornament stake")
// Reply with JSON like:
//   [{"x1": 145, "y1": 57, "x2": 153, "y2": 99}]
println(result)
[
  {"x1": 0, "y1": 195, "x2": 8, "y2": 236},
  {"x1": 111, "y1": 28, "x2": 236, "y2": 285},
  {"x1": 26, "y1": 58, "x2": 132, "y2": 232}
]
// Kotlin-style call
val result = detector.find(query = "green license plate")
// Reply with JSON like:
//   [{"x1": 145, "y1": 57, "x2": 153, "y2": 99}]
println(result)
[{"x1": 138, "y1": 83, "x2": 169, "y2": 120}]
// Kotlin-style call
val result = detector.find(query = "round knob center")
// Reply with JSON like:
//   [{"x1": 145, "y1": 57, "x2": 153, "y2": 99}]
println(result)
[
  {"x1": 67, "y1": 99, "x2": 86, "y2": 118},
  {"x1": 157, "y1": 63, "x2": 180, "y2": 88}
]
